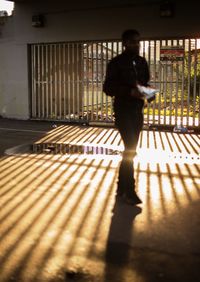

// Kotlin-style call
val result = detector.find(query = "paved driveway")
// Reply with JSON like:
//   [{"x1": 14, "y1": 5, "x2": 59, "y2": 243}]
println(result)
[{"x1": 0, "y1": 119, "x2": 200, "y2": 282}]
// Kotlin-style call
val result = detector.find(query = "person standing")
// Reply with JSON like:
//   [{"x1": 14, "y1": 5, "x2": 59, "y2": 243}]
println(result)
[{"x1": 103, "y1": 29, "x2": 154, "y2": 205}]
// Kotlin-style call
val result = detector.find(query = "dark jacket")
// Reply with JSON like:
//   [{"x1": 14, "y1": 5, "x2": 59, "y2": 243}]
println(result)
[{"x1": 103, "y1": 50, "x2": 150, "y2": 111}]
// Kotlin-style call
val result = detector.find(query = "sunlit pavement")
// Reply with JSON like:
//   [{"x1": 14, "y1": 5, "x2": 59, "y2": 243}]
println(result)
[{"x1": 0, "y1": 119, "x2": 200, "y2": 282}]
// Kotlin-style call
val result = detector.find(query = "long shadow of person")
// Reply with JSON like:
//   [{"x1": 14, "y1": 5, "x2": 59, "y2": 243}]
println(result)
[{"x1": 104, "y1": 198, "x2": 142, "y2": 282}]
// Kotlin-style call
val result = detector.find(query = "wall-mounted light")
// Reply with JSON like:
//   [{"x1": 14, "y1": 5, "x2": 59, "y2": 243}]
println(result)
[
  {"x1": 160, "y1": 1, "x2": 174, "y2": 18},
  {"x1": 32, "y1": 14, "x2": 45, "y2": 27},
  {"x1": 0, "y1": 10, "x2": 8, "y2": 27}
]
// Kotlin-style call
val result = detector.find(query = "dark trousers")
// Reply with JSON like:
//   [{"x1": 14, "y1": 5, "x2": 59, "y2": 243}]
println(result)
[{"x1": 115, "y1": 108, "x2": 143, "y2": 197}]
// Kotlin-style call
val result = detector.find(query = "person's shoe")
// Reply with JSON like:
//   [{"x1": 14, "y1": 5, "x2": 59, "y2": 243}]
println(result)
[{"x1": 123, "y1": 193, "x2": 142, "y2": 205}]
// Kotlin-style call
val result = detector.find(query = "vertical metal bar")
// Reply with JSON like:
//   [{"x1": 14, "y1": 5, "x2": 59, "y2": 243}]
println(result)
[
  {"x1": 141, "y1": 41, "x2": 147, "y2": 124},
  {"x1": 174, "y1": 60, "x2": 177, "y2": 126},
  {"x1": 39, "y1": 45, "x2": 42, "y2": 118},
  {"x1": 100, "y1": 42, "x2": 104, "y2": 121},
  {"x1": 169, "y1": 60, "x2": 173, "y2": 126},
  {"x1": 49, "y1": 44, "x2": 53, "y2": 118},
  {"x1": 72, "y1": 43, "x2": 75, "y2": 119},
  {"x1": 74, "y1": 43, "x2": 77, "y2": 120},
  {"x1": 163, "y1": 61, "x2": 166, "y2": 127},
  {"x1": 158, "y1": 40, "x2": 163, "y2": 125},
  {"x1": 43, "y1": 44, "x2": 46, "y2": 118},
  {"x1": 98, "y1": 43, "x2": 101, "y2": 121},
  {"x1": 62, "y1": 43, "x2": 66, "y2": 120},
  {"x1": 139, "y1": 40, "x2": 142, "y2": 57},
  {"x1": 58, "y1": 44, "x2": 61, "y2": 119},
  {"x1": 116, "y1": 40, "x2": 119, "y2": 55},
  {"x1": 155, "y1": 40, "x2": 160, "y2": 126},
  {"x1": 37, "y1": 45, "x2": 41, "y2": 118},
  {"x1": 30, "y1": 45, "x2": 33, "y2": 118},
  {"x1": 67, "y1": 43, "x2": 71, "y2": 119},
  {"x1": 192, "y1": 39, "x2": 197, "y2": 127},
  {"x1": 85, "y1": 43, "x2": 89, "y2": 121},
  {"x1": 198, "y1": 40, "x2": 200, "y2": 127},
  {"x1": 35, "y1": 44, "x2": 38, "y2": 118},
  {"x1": 35, "y1": 45, "x2": 39, "y2": 118},
  {"x1": 160, "y1": 50, "x2": 164, "y2": 125},
  {"x1": 31, "y1": 45, "x2": 36, "y2": 118},
  {"x1": 82, "y1": 44, "x2": 86, "y2": 120},
  {"x1": 187, "y1": 39, "x2": 191, "y2": 127},
  {"x1": 61, "y1": 43, "x2": 64, "y2": 119},
  {"x1": 119, "y1": 41, "x2": 122, "y2": 55},
  {"x1": 80, "y1": 43, "x2": 84, "y2": 121},
  {"x1": 110, "y1": 41, "x2": 114, "y2": 120},
  {"x1": 50, "y1": 44, "x2": 54, "y2": 119},
  {"x1": 180, "y1": 40, "x2": 185, "y2": 126},
  {"x1": 175, "y1": 42, "x2": 179, "y2": 126},
  {"x1": 151, "y1": 40, "x2": 156, "y2": 125},
  {"x1": 42, "y1": 44, "x2": 45, "y2": 118},
  {"x1": 199, "y1": 71, "x2": 200, "y2": 128},
  {"x1": 59, "y1": 43, "x2": 63, "y2": 119},
  {"x1": 164, "y1": 40, "x2": 168, "y2": 126},
  {"x1": 177, "y1": 40, "x2": 182, "y2": 126},
  {"x1": 61, "y1": 43, "x2": 64, "y2": 120},
  {"x1": 95, "y1": 42, "x2": 99, "y2": 121},
  {"x1": 46, "y1": 45, "x2": 49, "y2": 118},
  {"x1": 94, "y1": 42, "x2": 97, "y2": 121},
  {"x1": 63, "y1": 43, "x2": 66, "y2": 119},
  {"x1": 173, "y1": 39, "x2": 178, "y2": 125},
  {"x1": 76, "y1": 43, "x2": 79, "y2": 121},
  {"x1": 77, "y1": 43, "x2": 80, "y2": 121},
  {"x1": 142, "y1": 40, "x2": 146, "y2": 57},
  {"x1": 54, "y1": 44, "x2": 57, "y2": 118},
  {"x1": 91, "y1": 43, "x2": 94, "y2": 121},
  {"x1": 105, "y1": 42, "x2": 109, "y2": 121},
  {"x1": 53, "y1": 44, "x2": 58, "y2": 119},
  {"x1": 41, "y1": 44, "x2": 45, "y2": 117},
  {"x1": 147, "y1": 40, "x2": 151, "y2": 125},
  {"x1": 168, "y1": 39, "x2": 174, "y2": 126}
]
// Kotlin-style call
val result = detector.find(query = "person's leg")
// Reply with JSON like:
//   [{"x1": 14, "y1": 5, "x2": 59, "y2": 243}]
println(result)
[{"x1": 116, "y1": 112, "x2": 143, "y2": 202}]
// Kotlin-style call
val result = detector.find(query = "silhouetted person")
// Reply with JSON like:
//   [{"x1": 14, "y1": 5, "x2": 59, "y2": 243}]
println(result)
[{"x1": 103, "y1": 29, "x2": 153, "y2": 205}]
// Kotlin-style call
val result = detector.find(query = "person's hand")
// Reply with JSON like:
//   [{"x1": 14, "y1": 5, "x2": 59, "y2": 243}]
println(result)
[
  {"x1": 130, "y1": 88, "x2": 144, "y2": 99},
  {"x1": 147, "y1": 95, "x2": 156, "y2": 103}
]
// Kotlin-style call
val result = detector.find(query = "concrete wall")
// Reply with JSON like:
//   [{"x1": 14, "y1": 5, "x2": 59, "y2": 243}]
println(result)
[
  {"x1": 0, "y1": 0, "x2": 200, "y2": 119},
  {"x1": 11, "y1": 0, "x2": 200, "y2": 42},
  {"x1": 0, "y1": 16, "x2": 29, "y2": 119}
]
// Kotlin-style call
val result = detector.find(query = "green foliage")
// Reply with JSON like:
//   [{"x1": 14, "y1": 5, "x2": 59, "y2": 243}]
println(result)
[
  {"x1": 184, "y1": 52, "x2": 200, "y2": 97},
  {"x1": 143, "y1": 89, "x2": 199, "y2": 117}
]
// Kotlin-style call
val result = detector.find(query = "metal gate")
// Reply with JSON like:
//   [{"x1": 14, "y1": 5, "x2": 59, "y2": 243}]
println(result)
[{"x1": 30, "y1": 38, "x2": 200, "y2": 128}]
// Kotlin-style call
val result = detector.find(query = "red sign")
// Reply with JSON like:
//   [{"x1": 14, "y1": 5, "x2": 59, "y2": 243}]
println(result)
[{"x1": 160, "y1": 46, "x2": 184, "y2": 61}]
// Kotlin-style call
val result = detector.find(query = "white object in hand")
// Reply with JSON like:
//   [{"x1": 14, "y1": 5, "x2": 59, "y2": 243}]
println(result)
[{"x1": 137, "y1": 84, "x2": 159, "y2": 99}]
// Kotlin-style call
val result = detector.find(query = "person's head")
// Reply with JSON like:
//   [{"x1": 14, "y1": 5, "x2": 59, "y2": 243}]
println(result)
[{"x1": 122, "y1": 29, "x2": 140, "y2": 54}]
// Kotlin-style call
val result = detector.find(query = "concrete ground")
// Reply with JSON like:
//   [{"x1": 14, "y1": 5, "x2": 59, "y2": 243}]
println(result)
[{"x1": 0, "y1": 118, "x2": 200, "y2": 282}]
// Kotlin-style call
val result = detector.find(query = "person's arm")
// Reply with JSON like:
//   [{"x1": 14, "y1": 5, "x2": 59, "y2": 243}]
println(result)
[
  {"x1": 137, "y1": 58, "x2": 150, "y2": 86},
  {"x1": 130, "y1": 87, "x2": 145, "y2": 99},
  {"x1": 103, "y1": 60, "x2": 133, "y2": 97}
]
